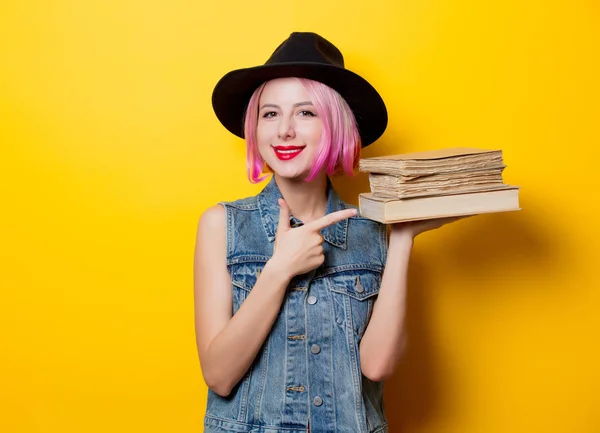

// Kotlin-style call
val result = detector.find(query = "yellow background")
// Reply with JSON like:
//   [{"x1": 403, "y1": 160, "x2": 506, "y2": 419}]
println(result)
[{"x1": 1, "y1": 1, "x2": 599, "y2": 432}]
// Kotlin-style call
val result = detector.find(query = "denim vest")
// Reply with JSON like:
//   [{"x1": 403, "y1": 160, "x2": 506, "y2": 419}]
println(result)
[{"x1": 204, "y1": 177, "x2": 389, "y2": 433}]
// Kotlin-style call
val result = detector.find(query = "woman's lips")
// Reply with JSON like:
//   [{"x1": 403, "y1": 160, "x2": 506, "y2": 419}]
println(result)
[{"x1": 272, "y1": 145, "x2": 305, "y2": 161}]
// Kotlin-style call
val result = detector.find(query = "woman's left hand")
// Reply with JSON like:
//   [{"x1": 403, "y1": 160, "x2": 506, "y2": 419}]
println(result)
[{"x1": 390, "y1": 215, "x2": 472, "y2": 239}]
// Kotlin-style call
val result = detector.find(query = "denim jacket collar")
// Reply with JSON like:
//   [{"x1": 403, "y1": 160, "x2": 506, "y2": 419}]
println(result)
[{"x1": 257, "y1": 176, "x2": 349, "y2": 249}]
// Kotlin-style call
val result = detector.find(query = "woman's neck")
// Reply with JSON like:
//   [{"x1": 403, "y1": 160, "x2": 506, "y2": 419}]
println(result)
[{"x1": 273, "y1": 173, "x2": 328, "y2": 224}]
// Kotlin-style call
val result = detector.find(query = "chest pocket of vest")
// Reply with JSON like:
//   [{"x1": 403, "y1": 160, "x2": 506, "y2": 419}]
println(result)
[
  {"x1": 327, "y1": 269, "x2": 382, "y2": 338},
  {"x1": 228, "y1": 261, "x2": 267, "y2": 312}
]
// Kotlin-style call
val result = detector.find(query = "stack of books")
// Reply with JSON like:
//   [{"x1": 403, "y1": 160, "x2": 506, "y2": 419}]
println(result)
[{"x1": 358, "y1": 148, "x2": 521, "y2": 223}]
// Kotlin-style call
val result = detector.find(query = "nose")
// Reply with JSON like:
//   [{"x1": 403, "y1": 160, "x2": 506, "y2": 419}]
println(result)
[{"x1": 277, "y1": 116, "x2": 296, "y2": 141}]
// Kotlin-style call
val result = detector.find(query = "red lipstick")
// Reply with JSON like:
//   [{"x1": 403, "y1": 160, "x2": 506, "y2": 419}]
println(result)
[{"x1": 272, "y1": 145, "x2": 305, "y2": 161}]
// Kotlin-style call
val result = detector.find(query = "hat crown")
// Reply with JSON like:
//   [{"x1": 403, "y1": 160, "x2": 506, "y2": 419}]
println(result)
[{"x1": 265, "y1": 32, "x2": 345, "y2": 68}]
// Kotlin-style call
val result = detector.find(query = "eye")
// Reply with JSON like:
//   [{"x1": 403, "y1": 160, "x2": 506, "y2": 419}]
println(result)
[
  {"x1": 262, "y1": 111, "x2": 277, "y2": 118},
  {"x1": 298, "y1": 110, "x2": 316, "y2": 117}
]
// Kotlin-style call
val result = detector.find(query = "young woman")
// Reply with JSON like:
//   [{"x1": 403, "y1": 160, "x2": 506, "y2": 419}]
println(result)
[{"x1": 194, "y1": 32, "x2": 460, "y2": 433}]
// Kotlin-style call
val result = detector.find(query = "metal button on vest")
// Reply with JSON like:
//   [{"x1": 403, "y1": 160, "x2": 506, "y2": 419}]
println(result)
[
  {"x1": 307, "y1": 295, "x2": 317, "y2": 305},
  {"x1": 313, "y1": 396, "x2": 323, "y2": 407},
  {"x1": 310, "y1": 344, "x2": 321, "y2": 354},
  {"x1": 355, "y1": 277, "x2": 365, "y2": 293}
]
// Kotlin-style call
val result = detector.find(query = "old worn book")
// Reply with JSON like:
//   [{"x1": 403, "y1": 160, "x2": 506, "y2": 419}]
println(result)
[
  {"x1": 358, "y1": 187, "x2": 521, "y2": 223},
  {"x1": 369, "y1": 167, "x2": 506, "y2": 198},
  {"x1": 359, "y1": 148, "x2": 504, "y2": 176}
]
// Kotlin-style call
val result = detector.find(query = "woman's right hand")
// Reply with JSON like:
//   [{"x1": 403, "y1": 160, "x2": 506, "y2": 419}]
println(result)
[{"x1": 269, "y1": 198, "x2": 357, "y2": 279}]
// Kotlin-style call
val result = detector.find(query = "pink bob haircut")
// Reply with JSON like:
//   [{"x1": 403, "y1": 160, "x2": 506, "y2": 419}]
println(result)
[{"x1": 243, "y1": 77, "x2": 362, "y2": 183}]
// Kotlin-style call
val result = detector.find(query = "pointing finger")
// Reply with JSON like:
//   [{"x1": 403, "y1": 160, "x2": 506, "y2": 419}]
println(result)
[
  {"x1": 276, "y1": 198, "x2": 291, "y2": 237},
  {"x1": 307, "y1": 208, "x2": 358, "y2": 231}
]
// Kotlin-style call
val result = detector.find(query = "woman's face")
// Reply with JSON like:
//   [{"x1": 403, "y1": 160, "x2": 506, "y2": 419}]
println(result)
[{"x1": 256, "y1": 77, "x2": 323, "y2": 180}]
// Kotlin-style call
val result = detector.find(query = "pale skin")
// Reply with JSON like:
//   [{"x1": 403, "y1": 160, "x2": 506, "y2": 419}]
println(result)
[{"x1": 194, "y1": 77, "x2": 463, "y2": 397}]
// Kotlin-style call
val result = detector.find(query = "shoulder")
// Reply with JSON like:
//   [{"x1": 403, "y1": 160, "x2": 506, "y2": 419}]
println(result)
[
  {"x1": 220, "y1": 195, "x2": 259, "y2": 211},
  {"x1": 198, "y1": 193, "x2": 261, "y2": 231},
  {"x1": 342, "y1": 201, "x2": 386, "y2": 230},
  {"x1": 342, "y1": 200, "x2": 389, "y2": 248},
  {"x1": 198, "y1": 204, "x2": 226, "y2": 234}
]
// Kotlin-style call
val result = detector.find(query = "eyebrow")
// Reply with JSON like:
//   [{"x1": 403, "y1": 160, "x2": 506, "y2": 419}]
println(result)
[{"x1": 259, "y1": 101, "x2": 313, "y2": 110}]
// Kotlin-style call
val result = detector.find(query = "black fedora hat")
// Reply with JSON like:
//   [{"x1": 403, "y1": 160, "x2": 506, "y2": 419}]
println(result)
[{"x1": 211, "y1": 32, "x2": 388, "y2": 147}]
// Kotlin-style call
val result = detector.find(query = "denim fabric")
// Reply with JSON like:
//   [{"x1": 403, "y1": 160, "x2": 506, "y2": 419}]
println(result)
[{"x1": 204, "y1": 177, "x2": 389, "y2": 433}]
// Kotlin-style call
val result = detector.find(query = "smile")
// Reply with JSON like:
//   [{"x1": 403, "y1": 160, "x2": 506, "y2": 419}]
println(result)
[{"x1": 272, "y1": 145, "x2": 305, "y2": 161}]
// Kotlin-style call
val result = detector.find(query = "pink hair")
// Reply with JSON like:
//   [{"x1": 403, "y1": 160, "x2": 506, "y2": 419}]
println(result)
[{"x1": 243, "y1": 78, "x2": 362, "y2": 183}]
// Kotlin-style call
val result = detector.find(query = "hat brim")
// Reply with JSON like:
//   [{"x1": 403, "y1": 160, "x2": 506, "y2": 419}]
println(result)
[{"x1": 211, "y1": 62, "x2": 387, "y2": 147}]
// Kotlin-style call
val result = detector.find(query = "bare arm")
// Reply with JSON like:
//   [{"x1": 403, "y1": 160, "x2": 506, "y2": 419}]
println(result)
[
  {"x1": 194, "y1": 205, "x2": 290, "y2": 397},
  {"x1": 359, "y1": 229, "x2": 412, "y2": 382}
]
